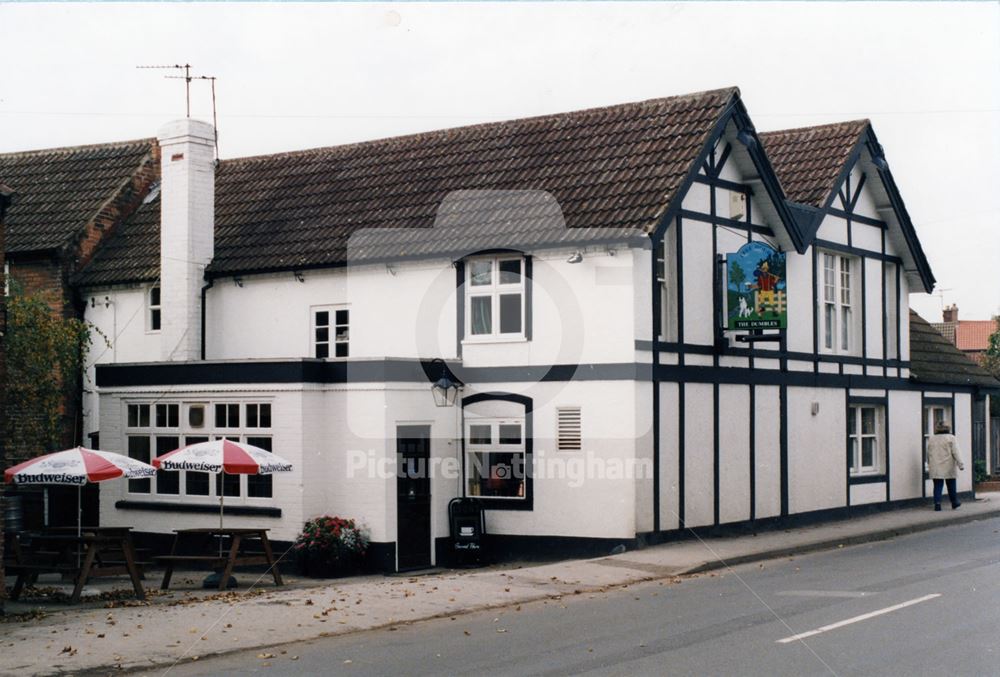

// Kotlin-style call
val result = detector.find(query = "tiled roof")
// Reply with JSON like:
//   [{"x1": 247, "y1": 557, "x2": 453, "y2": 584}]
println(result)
[
  {"x1": 73, "y1": 186, "x2": 162, "y2": 286},
  {"x1": 759, "y1": 120, "x2": 869, "y2": 208},
  {"x1": 0, "y1": 139, "x2": 155, "y2": 254},
  {"x1": 77, "y1": 87, "x2": 738, "y2": 283},
  {"x1": 931, "y1": 321, "x2": 957, "y2": 344},
  {"x1": 931, "y1": 319, "x2": 997, "y2": 353},
  {"x1": 955, "y1": 320, "x2": 997, "y2": 352},
  {"x1": 909, "y1": 310, "x2": 1000, "y2": 389}
]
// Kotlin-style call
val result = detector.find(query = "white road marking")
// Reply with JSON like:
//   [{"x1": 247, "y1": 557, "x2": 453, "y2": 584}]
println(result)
[
  {"x1": 777, "y1": 590, "x2": 873, "y2": 599},
  {"x1": 776, "y1": 593, "x2": 942, "y2": 644}
]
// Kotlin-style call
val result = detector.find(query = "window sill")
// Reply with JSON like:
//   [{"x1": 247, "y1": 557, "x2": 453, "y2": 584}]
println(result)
[
  {"x1": 848, "y1": 473, "x2": 887, "y2": 485},
  {"x1": 462, "y1": 336, "x2": 528, "y2": 345},
  {"x1": 115, "y1": 499, "x2": 282, "y2": 518},
  {"x1": 471, "y1": 496, "x2": 534, "y2": 511}
]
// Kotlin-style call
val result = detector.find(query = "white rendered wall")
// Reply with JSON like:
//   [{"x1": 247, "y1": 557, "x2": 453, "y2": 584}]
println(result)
[
  {"x1": 462, "y1": 380, "x2": 641, "y2": 540},
  {"x1": 81, "y1": 285, "x2": 163, "y2": 444},
  {"x1": 718, "y1": 384, "x2": 751, "y2": 524},
  {"x1": 889, "y1": 390, "x2": 923, "y2": 500},
  {"x1": 787, "y1": 386, "x2": 846, "y2": 514},
  {"x1": 683, "y1": 382, "x2": 714, "y2": 528},
  {"x1": 753, "y1": 385, "x2": 782, "y2": 519},
  {"x1": 203, "y1": 247, "x2": 637, "y2": 368},
  {"x1": 658, "y1": 382, "x2": 681, "y2": 531}
]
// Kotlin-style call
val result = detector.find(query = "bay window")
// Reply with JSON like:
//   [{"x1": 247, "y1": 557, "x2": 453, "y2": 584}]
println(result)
[{"x1": 124, "y1": 400, "x2": 273, "y2": 500}]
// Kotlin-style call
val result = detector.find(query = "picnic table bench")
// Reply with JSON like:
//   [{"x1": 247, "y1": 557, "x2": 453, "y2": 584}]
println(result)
[
  {"x1": 156, "y1": 527, "x2": 283, "y2": 591},
  {"x1": 7, "y1": 527, "x2": 145, "y2": 604}
]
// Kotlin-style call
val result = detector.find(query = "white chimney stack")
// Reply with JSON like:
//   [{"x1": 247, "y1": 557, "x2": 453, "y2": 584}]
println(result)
[{"x1": 157, "y1": 119, "x2": 215, "y2": 362}]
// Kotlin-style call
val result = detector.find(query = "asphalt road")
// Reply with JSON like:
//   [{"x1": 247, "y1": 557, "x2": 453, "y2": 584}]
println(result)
[{"x1": 157, "y1": 516, "x2": 1000, "y2": 677}]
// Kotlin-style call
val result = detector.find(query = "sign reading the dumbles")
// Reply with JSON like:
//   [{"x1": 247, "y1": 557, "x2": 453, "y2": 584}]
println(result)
[{"x1": 726, "y1": 241, "x2": 787, "y2": 330}]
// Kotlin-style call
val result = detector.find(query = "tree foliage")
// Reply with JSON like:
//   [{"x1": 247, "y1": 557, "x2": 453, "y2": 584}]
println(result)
[
  {"x1": 985, "y1": 318, "x2": 1000, "y2": 417},
  {"x1": 3, "y1": 285, "x2": 94, "y2": 456}
]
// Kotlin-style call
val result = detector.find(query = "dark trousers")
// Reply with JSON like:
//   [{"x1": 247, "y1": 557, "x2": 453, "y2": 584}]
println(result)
[{"x1": 932, "y1": 478, "x2": 959, "y2": 507}]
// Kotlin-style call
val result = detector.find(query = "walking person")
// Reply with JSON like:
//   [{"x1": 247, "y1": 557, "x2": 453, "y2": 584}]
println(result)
[{"x1": 927, "y1": 421, "x2": 964, "y2": 511}]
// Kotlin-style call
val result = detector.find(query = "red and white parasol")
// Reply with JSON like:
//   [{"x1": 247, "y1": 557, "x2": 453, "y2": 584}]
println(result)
[
  {"x1": 153, "y1": 439, "x2": 292, "y2": 476},
  {"x1": 4, "y1": 447, "x2": 156, "y2": 548},
  {"x1": 153, "y1": 439, "x2": 293, "y2": 537},
  {"x1": 4, "y1": 446, "x2": 156, "y2": 486}
]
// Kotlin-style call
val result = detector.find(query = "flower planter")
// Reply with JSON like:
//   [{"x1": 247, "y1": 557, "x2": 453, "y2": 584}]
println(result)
[
  {"x1": 296, "y1": 551, "x2": 364, "y2": 579},
  {"x1": 293, "y1": 515, "x2": 370, "y2": 579}
]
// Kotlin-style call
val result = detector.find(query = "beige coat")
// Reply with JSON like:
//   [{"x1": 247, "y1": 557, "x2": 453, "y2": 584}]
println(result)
[{"x1": 927, "y1": 433, "x2": 964, "y2": 479}]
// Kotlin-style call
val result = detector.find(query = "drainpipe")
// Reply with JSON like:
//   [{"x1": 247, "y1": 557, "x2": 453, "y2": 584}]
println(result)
[{"x1": 200, "y1": 277, "x2": 214, "y2": 360}]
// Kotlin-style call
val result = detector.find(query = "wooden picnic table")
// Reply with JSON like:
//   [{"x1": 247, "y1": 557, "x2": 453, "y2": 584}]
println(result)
[
  {"x1": 156, "y1": 527, "x2": 283, "y2": 591},
  {"x1": 8, "y1": 528, "x2": 145, "y2": 603}
]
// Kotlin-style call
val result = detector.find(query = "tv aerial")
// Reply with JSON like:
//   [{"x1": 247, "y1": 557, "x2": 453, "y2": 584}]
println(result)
[{"x1": 137, "y1": 63, "x2": 220, "y2": 159}]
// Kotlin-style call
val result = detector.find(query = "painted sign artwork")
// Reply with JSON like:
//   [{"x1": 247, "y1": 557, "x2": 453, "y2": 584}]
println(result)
[{"x1": 726, "y1": 241, "x2": 787, "y2": 330}]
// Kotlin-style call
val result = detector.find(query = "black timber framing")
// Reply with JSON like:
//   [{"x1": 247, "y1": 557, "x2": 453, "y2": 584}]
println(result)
[
  {"x1": 651, "y1": 227, "x2": 661, "y2": 532},
  {"x1": 812, "y1": 240, "x2": 903, "y2": 265},
  {"x1": 827, "y1": 208, "x2": 887, "y2": 229},
  {"x1": 96, "y1": 359, "x2": 981, "y2": 395}
]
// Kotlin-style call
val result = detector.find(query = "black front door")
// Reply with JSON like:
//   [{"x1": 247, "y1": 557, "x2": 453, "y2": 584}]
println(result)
[{"x1": 396, "y1": 425, "x2": 431, "y2": 571}]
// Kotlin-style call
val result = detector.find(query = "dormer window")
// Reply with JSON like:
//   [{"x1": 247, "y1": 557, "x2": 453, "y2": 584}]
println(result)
[
  {"x1": 147, "y1": 285, "x2": 161, "y2": 332},
  {"x1": 465, "y1": 255, "x2": 525, "y2": 340}
]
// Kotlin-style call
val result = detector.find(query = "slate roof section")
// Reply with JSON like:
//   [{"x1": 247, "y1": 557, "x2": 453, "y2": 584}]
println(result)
[
  {"x1": 77, "y1": 88, "x2": 740, "y2": 283},
  {"x1": 0, "y1": 139, "x2": 155, "y2": 254},
  {"x1": 759, "y1": 120, "x2": 869, "y2": 208},
  {"x1": 909, "y1": 310, "x2": 1000, "y2": 390}
]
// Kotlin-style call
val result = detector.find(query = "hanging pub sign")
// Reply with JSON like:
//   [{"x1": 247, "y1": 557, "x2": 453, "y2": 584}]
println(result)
[{"x1": 726, "y1": 241, "x2": 787, "y2": 330}]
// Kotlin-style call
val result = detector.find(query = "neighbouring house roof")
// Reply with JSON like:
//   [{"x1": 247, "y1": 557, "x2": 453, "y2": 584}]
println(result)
[
  {"x1": 78, "y1": 87, "x2": 760, "y2": 285},
  {"x1": 0, "y1": 139, "x2": 155, "y2": 255},
  {"x1": 932, "y1": 322, "x2": 957, "y2": 344},
  {"x1": 760, "y1": 120, "x2": 935, "y2": 294},
  {"x1": 932, "y1": 319, "x2": 997, "y2": 354},
  {"x1": 909, "y1": 310, "x2": 1000, "y2": 390}
]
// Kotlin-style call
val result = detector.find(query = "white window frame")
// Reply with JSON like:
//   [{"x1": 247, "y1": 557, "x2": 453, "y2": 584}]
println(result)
[
  {"x1": 922, "y1": 404, "x2": 953, "y2": 473},
  {"x1": 123, "y1": 399, "x2": 274, "y2": 502},
  {"x1": 656, "y1": 238, "x2": 676, "y2": 341},
  {"x1": 311, "y1": 305, "x2": 350, "y2": 359},
  {"x1": 464, "y1": 255, "x2": 526, "y2": 342},
  {"x1": 848, "y1": 404, "x2": 884, "y2": 476},
  {"x1": 464, "y1": 417, "x2": 526, "y2": 500},
  {"x1": 146, "y1": 284, "x2": 161, "y2": 333},
  {"x1": 923, "y1": 405, "x2": 952, "y2": 442},
  {"x1": 821, "y1": 253, "x2": 857, "y2": 354}
]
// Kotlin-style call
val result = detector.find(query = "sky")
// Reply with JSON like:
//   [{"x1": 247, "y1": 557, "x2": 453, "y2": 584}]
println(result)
[{"x1": 0, "y1": 1, "x2": 997, "y2": 322}]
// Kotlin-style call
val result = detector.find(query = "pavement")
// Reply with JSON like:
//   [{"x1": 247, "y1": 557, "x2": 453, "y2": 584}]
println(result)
[{"x1": 2, "y1": 497, "x2": 998, "y2": 676}]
